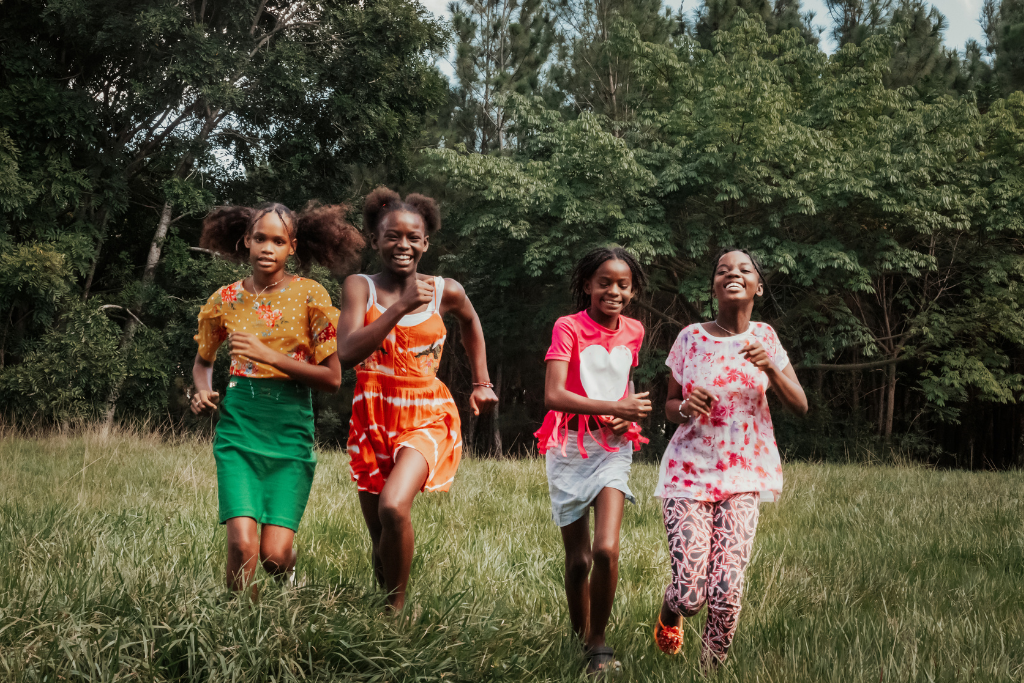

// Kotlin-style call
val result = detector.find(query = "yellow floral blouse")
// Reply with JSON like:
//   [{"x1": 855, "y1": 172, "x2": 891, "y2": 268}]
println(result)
[{"x1": 194, "y1": 276, "x2": 340, "y2": 379}]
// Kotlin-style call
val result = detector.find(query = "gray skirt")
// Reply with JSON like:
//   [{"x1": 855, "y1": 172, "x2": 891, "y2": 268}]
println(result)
[{"x1": 544, "y1": 430, "x2": 636, "y2": 527}]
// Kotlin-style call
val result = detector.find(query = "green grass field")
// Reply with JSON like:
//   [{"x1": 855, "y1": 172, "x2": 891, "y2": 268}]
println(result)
[{"x1": 0, "y1": 430, "x2": 1021, "y2": 682}]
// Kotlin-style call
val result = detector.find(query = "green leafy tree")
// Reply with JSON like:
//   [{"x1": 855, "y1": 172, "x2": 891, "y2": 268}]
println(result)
[{"x1": 983, "y1": 0, "x2": 1024, "y2": 94}]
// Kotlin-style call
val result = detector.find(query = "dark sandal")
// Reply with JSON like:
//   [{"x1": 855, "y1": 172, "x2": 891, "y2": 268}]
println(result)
[{"x1": 585, "y1": 646, "x2": 622, "y2": 679}]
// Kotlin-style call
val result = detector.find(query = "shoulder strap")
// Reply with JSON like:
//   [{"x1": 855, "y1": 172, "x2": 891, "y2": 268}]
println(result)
[
  {"x1": 431, "y1": 276, "x2": 445, "y2": 313},
  {"x1": 358, "y1": 273, "x2": 376, "y2": 311}
]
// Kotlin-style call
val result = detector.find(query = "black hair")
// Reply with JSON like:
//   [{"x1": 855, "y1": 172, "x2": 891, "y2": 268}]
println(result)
[
  {"x1": 569, "y1": 246, "x2": 648, "y2": 312},
  {"x1": 363, "y1": 186, "x2": 441, "y2": 236},
  {"x1": 199, "y1": 201, "x2": 365, "y2": 276}
]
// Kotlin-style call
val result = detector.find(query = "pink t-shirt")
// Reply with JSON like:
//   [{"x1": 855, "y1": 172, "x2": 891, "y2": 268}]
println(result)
[
  {"x1": 654, "y1": 322, "x2": 790, "y2": 502},
  {"x1": 535, "y1": 310, "x2": 646, "y2": 457}
]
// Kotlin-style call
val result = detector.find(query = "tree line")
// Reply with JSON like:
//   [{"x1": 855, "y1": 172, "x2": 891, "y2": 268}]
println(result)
[{"x1": 2, "y1": 0, "x2": 1023, "y2": 467}]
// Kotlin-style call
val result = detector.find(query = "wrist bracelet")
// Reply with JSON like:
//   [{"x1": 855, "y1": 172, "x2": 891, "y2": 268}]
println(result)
[
  {"x1": 473, "y1": 382, "x2": 494, "y2": 388},
  {"x1": 678, "y1": 398, "x2": 691, "y2": 423}
]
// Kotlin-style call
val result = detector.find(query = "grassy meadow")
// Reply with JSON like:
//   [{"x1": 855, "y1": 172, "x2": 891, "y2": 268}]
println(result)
[{"x1": 0, "y1": 430, "x2": 1021, "y2": 682}]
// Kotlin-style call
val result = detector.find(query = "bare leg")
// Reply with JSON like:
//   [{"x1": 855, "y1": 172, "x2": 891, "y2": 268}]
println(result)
[
  {"x1": 259, "y1": 524, "x2": 297, "y2": 580},
  {"x1": 225, "y1": 516, "x2": 260, "y2": 591},
  {"x1": 559, "y1": 512, "x2": 593, "y2": 642},
  {"x1": 376, "y1": 447, "x2": 429, "y2": 610},
  {"x1": 358, "y1": 491, "x2": 386, "y2": 589},
  {"x1": 586, "y1": 487, "x2": 625, "y2": 650}
]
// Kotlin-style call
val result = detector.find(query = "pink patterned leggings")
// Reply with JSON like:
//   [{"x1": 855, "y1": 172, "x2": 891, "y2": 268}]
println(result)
[{"x1": 662, "y1": 493, "x2": 760, "y2": 665}]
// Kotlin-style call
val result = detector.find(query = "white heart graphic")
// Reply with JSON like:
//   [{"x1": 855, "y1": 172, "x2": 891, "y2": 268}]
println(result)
[{"x1": 579, "y1": 345, "x2": 632, "y2": 401}]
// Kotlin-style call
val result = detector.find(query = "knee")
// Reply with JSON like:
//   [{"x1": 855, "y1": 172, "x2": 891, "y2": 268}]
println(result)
[
  {"x1": 565, "y1": 550, "x2": 592, "y2": 582},
  {"x1": 227, "y1": 536, "x2": 259, "y2": 566},
  {"x1": 591, "y1": 542, "x2": 619, "y2": 571},
  {"x1": 378, "y1": 498, "x2": 410, "y2": 531},
  {"x1": 260, "y1": 547, "x2": 293, "y2": 575}
]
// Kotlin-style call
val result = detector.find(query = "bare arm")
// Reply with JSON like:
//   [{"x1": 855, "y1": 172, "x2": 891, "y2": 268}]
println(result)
[
  {"x1": 742, "y1": 341, "x2": 808, "y2": 415},
  {"x1": 191, "y1": 353, "x2": 220, "y2": 415},
  {"x1": 544, "y1": 360, "x2": 651, "y2": 421},
  {"x1": 440, "y1": 278, "x2": 497, "y2": 415},
  {"x1": 335, "y1": 274, "x2": 433, "y2": 369}
]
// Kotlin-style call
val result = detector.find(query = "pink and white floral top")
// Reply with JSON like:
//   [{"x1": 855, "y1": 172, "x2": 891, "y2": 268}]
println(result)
[
  {"x1": 654, "y1": 322, "x2": 790, "y2": 502},
  {"x1": 194, "y1": 276, "x2": 340, "y2": 379}
]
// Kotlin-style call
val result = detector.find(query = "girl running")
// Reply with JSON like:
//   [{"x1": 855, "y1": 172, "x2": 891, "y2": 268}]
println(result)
[
  {"x1": 338, "y1": 187, "x2": 498, "y2": 611},
  {"x1": 536, "y1": 246, "x2": 652, "y2": 678},
  {"x1": 652, "y1": 248, "x2": 807, "y2": 669},
  {"x1": 192, "y1": 202, "x2": 363, "y2": 591}
]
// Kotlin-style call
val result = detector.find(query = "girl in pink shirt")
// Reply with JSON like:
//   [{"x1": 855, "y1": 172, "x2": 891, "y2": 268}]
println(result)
[
  {"x1": 652, "y1": 249, "x2": 807, "y2": 669},
  {"x1": 536, "y1": 246, "x2": 652, "y2": 678}
]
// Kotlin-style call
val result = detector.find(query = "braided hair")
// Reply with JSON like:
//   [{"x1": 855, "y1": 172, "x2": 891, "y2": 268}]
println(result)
[
  {"x1": 569, "y1": 246, "x2": 648, "y2": 313},
  {"x1": 363, "y1": 187, "x2": 441, "y2": 236},
  {"x1": 199, "y1": 201, "x2": 365, "y2": 276}
]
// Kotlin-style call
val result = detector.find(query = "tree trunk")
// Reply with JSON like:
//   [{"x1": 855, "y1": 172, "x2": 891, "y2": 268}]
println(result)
[
  {"x1": 82, "y1": 209, "x2": 109, "y2": 302},
  {"x1": 851, "y1": 370, "x2": 860, "y2": 425},
  {"x1": 883, "y1": 362, "x2": 897, "y2": 442},
  {"x1": 491, "y1": 363, "x2": 503, "y2": 456},
  {"x1": 101, "y1": 201, "x2": 173, "y2": 434}
]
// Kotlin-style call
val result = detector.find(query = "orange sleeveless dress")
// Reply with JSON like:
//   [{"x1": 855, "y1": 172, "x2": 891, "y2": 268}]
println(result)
[{"x1": 347, "y1": 274, "x2": 463, "y2": 494}]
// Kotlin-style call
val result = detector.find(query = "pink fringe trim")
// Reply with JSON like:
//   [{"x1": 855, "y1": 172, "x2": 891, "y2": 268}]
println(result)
[{"x1": 534, "y1": 411, "x2": 648, "y2": 458}]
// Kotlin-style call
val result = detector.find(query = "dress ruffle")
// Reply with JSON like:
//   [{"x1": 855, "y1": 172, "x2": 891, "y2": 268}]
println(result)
[{"x1": 534, "y1": 411, "x2": 647, "y2": 459}]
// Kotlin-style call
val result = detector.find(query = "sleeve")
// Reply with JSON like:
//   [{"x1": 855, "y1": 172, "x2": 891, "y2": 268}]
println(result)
[
  {"x1": 665, "y1": 328, "x2": 689, "y2": 385},
  {"x1": 194, "y1": 290, "x2": 227, "y2": 362},
  {"x1": 767, "y1": 326, "x2": 790, "y2": 370},
  {"x1": 544, "y1": 317, "x2": 576, "y2": 362},
  {"x1": 307, "y1": 281, "x2": 341, "y2": 364}
]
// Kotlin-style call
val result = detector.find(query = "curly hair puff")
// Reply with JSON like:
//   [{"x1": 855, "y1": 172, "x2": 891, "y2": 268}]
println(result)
[
  {"x1": 199, "y1": 201, "x2": 365, "y2": 276},
  {"x1": 362, "y1": 186, "x2": 441, "y2": 236},
  {"x1": 295, "y1": 201, "x2": 366, "y2": 276},
  {"x1": 569, "y1": 246, "x2": 649, "y2": 313}
]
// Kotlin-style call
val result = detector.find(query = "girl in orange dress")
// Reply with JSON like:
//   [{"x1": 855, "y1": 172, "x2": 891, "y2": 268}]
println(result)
[{"x1": 338, "y1": 187, "x2": 498, "y2": 611}]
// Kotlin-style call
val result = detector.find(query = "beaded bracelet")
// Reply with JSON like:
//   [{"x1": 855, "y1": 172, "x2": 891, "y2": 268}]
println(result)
[
  {"x1": 677, "y1": 397, "x2": 691, "y2": 423},
  {"x1": 473, "y1": 382, "x2": 494, "y2": 388}
]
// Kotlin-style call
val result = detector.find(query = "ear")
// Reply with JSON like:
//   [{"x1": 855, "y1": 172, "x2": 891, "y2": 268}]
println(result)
[
  {"x1": 421, "y1": 233, "x2": 430, "y2": 253},
  {"x1": 289, "y1": 236, "x2": 297, "y2": 256},
  {"x1": 584, "y1": 279, "x2": 592, "y2": 296},
  {"x1": 755, "y1": 281, "x2": 764, "y2": 297},
  {"x1": 243, "y1": 233, "x2": 252, "y2": 249},
  {"x1": 369, "y1": 231, "x2": 379, "y2": 251}
]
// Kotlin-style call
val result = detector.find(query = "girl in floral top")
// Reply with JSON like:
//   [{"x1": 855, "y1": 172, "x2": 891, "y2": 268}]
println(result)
[
  {"x1": 653, "y1": 248, "x2": 807, "y2": 669},
  {"x1": 192, "y1": 202, "x2": 364, "y2": 593}
]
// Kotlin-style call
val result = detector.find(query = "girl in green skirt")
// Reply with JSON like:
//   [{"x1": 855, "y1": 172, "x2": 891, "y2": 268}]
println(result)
[{"x1": 191, "y1": 202, "x2": 364, "y2": 591}]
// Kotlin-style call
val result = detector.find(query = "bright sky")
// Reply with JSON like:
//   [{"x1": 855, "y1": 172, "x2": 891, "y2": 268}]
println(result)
[{"x1": 419, "y1": 0, "x2": 988, "y2": 66}]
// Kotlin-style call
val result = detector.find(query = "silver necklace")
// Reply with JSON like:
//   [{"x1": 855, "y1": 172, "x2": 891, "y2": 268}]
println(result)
[
  {"x1": 252, "y1": 275, "x2": 286, "y2": 298},
  {"x1": 713, "y1": 318, "x2": 745, "y2": 336}
]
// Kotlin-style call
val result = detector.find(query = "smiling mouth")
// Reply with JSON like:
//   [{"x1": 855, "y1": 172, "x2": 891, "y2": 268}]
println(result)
[
  {"x1": 393, "y1": 254, "x2": 413, "y2": 265},
  {"x1": 724, "y1": 282, "x2": 745, "y2": 292}
]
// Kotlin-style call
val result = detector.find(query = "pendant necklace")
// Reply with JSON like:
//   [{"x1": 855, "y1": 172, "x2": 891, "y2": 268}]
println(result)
[{"x1": 252, "y1": 275, "x2": 286, "y2": 298}]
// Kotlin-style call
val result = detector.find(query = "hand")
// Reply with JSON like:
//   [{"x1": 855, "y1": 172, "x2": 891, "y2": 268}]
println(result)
[
  {"x1": 741, "y1": 341, "x2": 776, "y2": 373},
  {"x1": 469, "y1": 385, "x2": 498, "y2": 416},
  {"x1": 599, "y1": 415, "x2": 632, "y2": 436},
  {"x1": 614, "y1": 391, "x2": 652, "y2": 422},
  {"x1": 398, "y1": 277, "x2": 434, "y2": 315},
  {"x1": 682, "y1": 386, "x2": 718, "y2": 418},
  {"x1": 228, "y1": 332, "x2": 277, "y2": 365},
  {"x1": 191, "y1": 389, "x2": 220, "y2": 415}
]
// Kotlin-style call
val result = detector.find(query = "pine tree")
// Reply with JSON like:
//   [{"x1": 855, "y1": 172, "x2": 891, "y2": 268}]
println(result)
[
  {"x1": 445, "y1": 0, "x2": 556, "y2": 151},
  {"x1": 695, "y1": 0, "x2": 819, "y2": 48},
  {"x1": 983, "y1": 0, "x2": 1024, "y2": 94},
  {"x1": 547, "y1": 0, "x2": 680, "y2": 122}
]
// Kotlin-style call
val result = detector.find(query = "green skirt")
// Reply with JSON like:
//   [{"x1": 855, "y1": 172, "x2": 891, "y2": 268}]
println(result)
[{"x1": 213, "y1": 377, "x2": 316, "y2": 532}]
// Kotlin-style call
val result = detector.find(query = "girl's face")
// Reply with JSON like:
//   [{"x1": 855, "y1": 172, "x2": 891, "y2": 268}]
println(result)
[
  {"x1": 712, "y1": 251, "x2": 763, "y2": 304},
  {"x1": 372, "y1": 210, "x2": 428, "y2": 275},
  {"x1": 244, "y1": 211, "x2": 296, "y2": 277},
  {"x1": 585, "y1": 258, "x2": 634, "y2": 318}
]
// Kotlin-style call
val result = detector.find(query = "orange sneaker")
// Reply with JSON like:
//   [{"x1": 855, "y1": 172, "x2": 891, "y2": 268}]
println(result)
[{"x1": 654, "y1": 614, "x2": 683, "y2": 655}]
